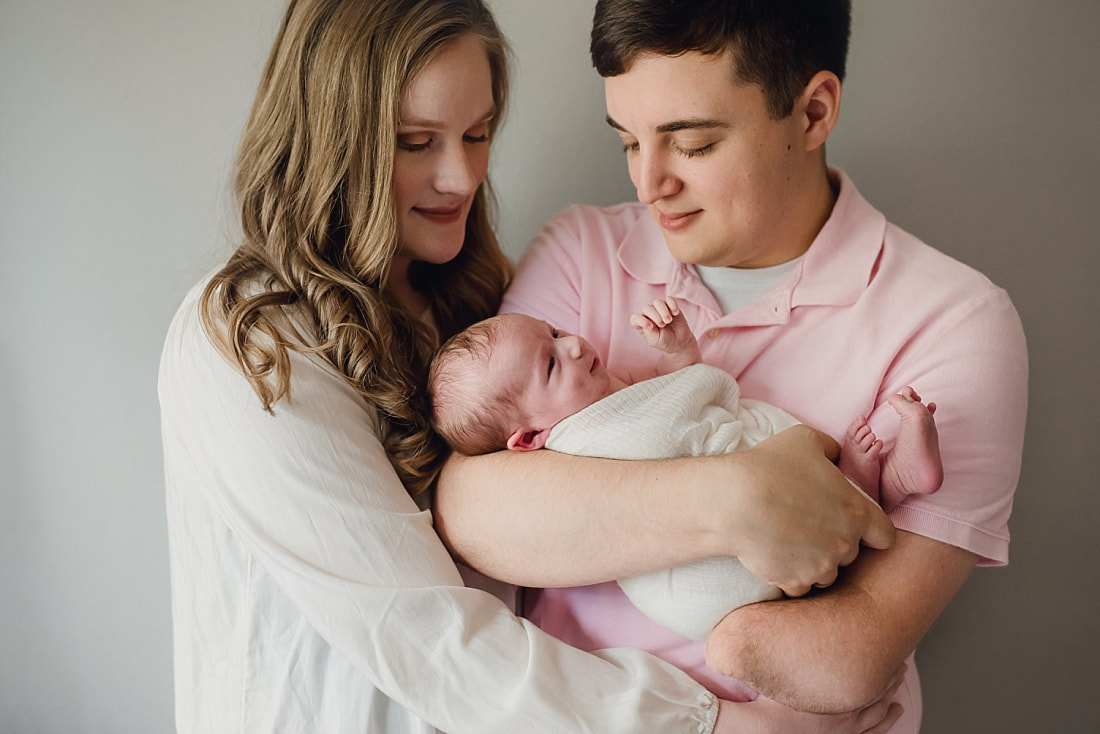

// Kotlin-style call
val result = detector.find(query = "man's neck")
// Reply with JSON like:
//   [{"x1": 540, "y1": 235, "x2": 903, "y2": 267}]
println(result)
[{"x1": 785, "y1": 165, "x2": 839, "y2": 264}]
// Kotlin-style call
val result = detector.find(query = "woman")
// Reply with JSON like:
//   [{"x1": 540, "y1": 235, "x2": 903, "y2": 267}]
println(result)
[{"x1": 160, "y1": 0, "x2": 899, "y2": 731}]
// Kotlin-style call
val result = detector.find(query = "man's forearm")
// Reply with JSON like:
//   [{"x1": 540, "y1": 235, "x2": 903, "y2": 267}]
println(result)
[{"x1": 705, "y1": 530, "x2": 978, "y2": 713}]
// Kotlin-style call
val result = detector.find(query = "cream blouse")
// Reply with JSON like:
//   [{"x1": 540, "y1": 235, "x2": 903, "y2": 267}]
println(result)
[{"x1": 158, "y1": 275, "x2": 718, "y2": 733}]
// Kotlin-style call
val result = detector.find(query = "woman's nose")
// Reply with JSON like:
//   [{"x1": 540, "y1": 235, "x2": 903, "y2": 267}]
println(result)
[{"x1": 435, "y1": 146, "x2": 479, "y2": 196}]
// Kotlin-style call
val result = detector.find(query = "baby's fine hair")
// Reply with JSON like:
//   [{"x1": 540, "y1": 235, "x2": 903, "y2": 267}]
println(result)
[{"x1": 428, "y1": 315, "x2": 522, "y2": 456}]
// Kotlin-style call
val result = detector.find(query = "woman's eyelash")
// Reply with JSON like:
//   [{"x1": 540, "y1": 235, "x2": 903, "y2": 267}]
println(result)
[
  {"x1": 398, "y1": 139, "x2": 431, "y2": 152},
  {"x1": 399, "y1": 133, "x2": 488, "y2": 152}
]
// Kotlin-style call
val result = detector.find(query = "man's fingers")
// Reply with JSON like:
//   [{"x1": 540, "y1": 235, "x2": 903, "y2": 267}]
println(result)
[
  {"x1": 779, "y1": 563, "x2": 838, "y2": 596},
  {"x1": 800, "y1": 423, "x2": 841, "y2": 462},
  {"x1": 779, "y1": 580, "x2": 811, "y2": 598},
  {"x1": 861, "y1": 506, "x2": 896, "y2": 550}
]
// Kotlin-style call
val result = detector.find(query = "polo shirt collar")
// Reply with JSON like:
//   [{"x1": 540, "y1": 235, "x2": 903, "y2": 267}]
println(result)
[
  {"x1": 791, "y1": 168, "x2": 887, "y2": 309},
  {"x1": 617, "y1": 209, "x2": 682, "y2": 286},
  {"x1": 615, "y1": 168, "x2": 887, "y2": 319}
]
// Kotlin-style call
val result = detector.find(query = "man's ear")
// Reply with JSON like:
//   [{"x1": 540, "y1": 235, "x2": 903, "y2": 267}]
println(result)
[
  {"x1": 506, "y1": 427, "x2": 549, "y2": 452},
  {"x1": 798, "y1": 70, "x2": 842, "y2": 153}
]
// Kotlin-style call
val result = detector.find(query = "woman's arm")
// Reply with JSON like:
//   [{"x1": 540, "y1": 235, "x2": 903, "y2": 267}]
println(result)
[
  {"x1": 435, "y1": 424, "x2": 896, "y2": 595},
  {"x1": 162, "y1": 288, "x2": 729, "y2": 734}
]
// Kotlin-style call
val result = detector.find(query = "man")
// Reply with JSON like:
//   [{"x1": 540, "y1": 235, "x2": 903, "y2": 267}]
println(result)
[{"x1": 439, "y1": 1, "x2": 1026, "y2": 729}]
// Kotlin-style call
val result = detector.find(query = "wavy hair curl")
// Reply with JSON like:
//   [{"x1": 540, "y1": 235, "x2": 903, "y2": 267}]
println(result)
[{"x1": 201, "y1": 0, "x2": 512, "y2": 499}]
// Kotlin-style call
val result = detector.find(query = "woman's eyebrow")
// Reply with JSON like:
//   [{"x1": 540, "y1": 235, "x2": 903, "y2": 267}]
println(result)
[{"x1": 399, "y1": 107, "x2": 497, "y2": 129}]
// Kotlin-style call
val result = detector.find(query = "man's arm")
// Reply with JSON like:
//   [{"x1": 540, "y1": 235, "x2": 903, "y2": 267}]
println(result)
[
  {"x1": 703, "y1": 285, "x2": 1026, "y2": 713},
  {"x1": 706, "y1": 530, "x2": 977, "y2": 713},
  {"x1": 434, "y1": 425, "x2": 896, "y2": 593}
]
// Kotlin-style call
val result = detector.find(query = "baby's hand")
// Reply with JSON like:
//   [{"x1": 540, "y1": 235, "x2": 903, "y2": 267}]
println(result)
[{"x1": 630, "y1": 297, "x2": 701, "y2": 371}]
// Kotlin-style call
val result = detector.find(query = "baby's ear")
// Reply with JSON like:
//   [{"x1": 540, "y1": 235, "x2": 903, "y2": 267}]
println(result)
[{"x1": 506, "y1": 427, "x2": 549, "y2": 452}]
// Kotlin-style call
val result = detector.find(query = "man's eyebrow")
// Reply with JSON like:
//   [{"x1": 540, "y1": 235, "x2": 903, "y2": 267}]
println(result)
[
  {"x1": 606, "y1": 115, "x2": 628, "y2": 132},
  {"x1": 605, "y1": 115, "x2": 729, "y2": 134}
]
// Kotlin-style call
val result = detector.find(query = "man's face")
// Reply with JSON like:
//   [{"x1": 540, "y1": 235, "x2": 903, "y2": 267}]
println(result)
[{"x1": 605, "y1": 49, "x2": 818, "y2": 268}]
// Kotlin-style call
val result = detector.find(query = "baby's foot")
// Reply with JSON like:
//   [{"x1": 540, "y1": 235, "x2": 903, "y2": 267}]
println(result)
[
  {"x1": 880, "y1": 387, "x2": 944, "y2": 510},
  {"x1": 839, "y1": 415, "x2": 884, "y2": 504}
]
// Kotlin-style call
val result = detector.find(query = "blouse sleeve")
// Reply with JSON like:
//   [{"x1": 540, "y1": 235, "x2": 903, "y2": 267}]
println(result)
[{"x1": 158, "y1": 284, "x2": 718, "y2": 734}]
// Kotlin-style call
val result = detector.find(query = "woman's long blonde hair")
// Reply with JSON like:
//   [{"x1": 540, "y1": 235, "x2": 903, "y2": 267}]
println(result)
[{"x1": 201, "y1": 0, "x2": 512, "y2": 499}]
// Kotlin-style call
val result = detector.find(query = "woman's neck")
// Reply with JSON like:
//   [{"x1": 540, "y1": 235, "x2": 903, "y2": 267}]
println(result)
[{"x1": 385, "y1": 259, "x2": 431, "y2": 317}]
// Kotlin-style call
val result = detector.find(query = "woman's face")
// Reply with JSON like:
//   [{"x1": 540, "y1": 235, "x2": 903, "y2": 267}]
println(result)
[{"x1": 393, "y1": 34, "x2": 496, "y2": 269}]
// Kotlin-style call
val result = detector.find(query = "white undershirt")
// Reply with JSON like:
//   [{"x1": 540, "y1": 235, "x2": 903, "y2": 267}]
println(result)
[{"x1": 694, "y1": 257, "x2": 802, "y2": 315}]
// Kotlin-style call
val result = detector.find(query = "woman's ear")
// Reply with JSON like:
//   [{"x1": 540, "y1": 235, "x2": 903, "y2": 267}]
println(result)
[
  {"x1": 506, "y1": 427, "x2": 549, "y2": 452},
  {"x1": 798, "y1": 70, "x2": 842, "y2": 152}
]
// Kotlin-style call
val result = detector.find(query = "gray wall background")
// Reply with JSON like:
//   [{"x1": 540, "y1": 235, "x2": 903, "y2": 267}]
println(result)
[{"x1": 2, "y1": 1, "x2": 1096, "y2": 732}]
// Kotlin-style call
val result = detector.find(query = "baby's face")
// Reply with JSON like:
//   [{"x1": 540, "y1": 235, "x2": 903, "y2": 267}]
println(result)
[{"x1": 489, "y1": 314, "x2": 615, "y2": 430}]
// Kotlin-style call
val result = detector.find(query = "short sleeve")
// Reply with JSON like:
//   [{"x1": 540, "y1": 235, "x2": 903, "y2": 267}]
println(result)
[{"x1": 883, "y1": 286, "x2": 1028, "y2": 565}]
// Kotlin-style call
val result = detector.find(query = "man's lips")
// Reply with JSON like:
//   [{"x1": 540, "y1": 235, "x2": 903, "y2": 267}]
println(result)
[
  {"x1": 658, "y1": 209, "x2": 701, "y2": 231},
  {"x1": 414, "y1": 206, "x2": 464, "y2": 224}
]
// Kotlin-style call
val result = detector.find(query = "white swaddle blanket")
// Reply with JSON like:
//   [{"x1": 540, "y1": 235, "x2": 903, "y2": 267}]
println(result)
[{"x1": 545, "y1": 363, "x2": 799, "y2": 640}]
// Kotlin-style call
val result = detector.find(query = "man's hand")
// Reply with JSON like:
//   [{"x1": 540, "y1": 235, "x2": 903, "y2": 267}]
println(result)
[
  {"x1": 707, "y1": 531, "x2": 976, "y2": 713},
  {"x1": 719, "y1": 425, "x2": 896, "y2": 597},
  {"x1": 714, "y1": 665, "x2": 906, "y2": 734}
]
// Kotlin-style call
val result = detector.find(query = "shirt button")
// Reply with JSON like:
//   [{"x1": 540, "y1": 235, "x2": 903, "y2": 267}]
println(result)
[{"x1": 708, "y1": 328, "x2": 720, "y2": 339}]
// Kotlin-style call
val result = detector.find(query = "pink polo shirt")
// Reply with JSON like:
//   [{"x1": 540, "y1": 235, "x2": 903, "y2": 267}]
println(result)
[{"x1": 501, "y1": 170, "x2": 1027, "y2": 728}]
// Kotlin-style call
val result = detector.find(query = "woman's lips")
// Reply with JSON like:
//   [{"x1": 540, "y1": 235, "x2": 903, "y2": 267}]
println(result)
[{"x1": 415, "y1": 206, "x2": 464, "y2": 224}]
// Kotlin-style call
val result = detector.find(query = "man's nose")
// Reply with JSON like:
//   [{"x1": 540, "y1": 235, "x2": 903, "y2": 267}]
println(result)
[{"x1": 633, "y1": 149, "x2": 680, "y2": 204}]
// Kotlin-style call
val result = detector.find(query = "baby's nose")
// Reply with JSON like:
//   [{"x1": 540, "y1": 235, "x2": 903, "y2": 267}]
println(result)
[{"x1": 566, "y1": 337, "x2": 583, "y2": 359}]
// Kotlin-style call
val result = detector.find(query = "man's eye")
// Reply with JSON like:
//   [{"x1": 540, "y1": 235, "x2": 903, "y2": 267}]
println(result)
[{"x1": 675, "y1": 142, "x2": 715, "y2": 158}]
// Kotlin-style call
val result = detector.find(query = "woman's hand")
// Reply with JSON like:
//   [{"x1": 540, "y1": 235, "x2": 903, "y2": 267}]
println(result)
[
  {"x1": 714, "y1": 665, "x2": 906, "y2": 734},
  {"x1": 711, "y1": 425, "x2": 896, "y2": 597}
]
